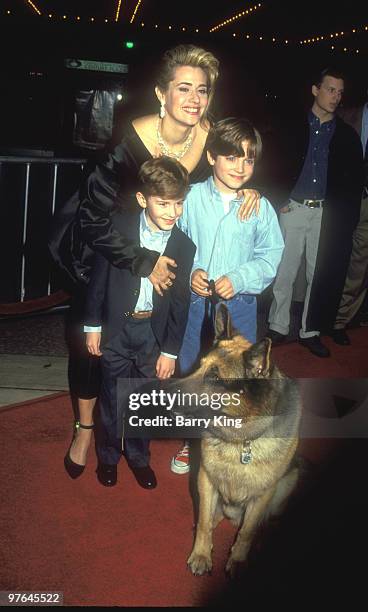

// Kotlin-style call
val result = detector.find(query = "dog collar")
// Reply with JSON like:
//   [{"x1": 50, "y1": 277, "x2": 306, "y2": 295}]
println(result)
[{"x1": 241, "y1": 440, "x2": 252, "y2": 464}]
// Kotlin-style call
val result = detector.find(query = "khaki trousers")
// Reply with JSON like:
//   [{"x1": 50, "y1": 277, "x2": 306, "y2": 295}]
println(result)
[
  {"x1": 268, "y1": 199, "x2": 323, "y2": 338},
  {"x1": 334, "y1": 195, "x2": 368, "y2": 329}
]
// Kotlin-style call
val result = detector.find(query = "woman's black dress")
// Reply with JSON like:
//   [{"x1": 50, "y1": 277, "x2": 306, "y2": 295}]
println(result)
[{"x1": 50, "y1": 122, "x2": 211, "y2": 399}]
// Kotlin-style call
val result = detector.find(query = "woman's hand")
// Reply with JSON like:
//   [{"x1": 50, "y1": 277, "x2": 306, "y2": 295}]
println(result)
[
  {"x1": 149, "y1": 256, "x2": 177, "y2": 296},
  {"x1": 237, "y1": 189, "x2": 261, "y2": 221}
]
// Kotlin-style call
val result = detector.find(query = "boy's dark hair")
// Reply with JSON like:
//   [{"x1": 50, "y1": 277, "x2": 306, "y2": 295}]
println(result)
[
  {"x1": 138, "y1": 156, "x2": 189, "y2": 199},
  {"x1": 206, "y1": 117, "x2": 262, "y2": 160},
  {"x1": 313, "y1": 67, "x2": 345, "y2": 88}
]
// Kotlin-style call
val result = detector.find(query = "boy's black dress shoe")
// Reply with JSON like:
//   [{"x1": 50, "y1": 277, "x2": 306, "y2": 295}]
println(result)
[
  {"x1": 299, "y1": 336, "x2": 330, "y2": 358},
  {"x1": 330, "y1": 329, "x2": 351, "y2": 345},
  {"x1": 266, "y1": 329, "x2": 287, "y2": 345},
  {"x1": 129, "y1": 465, "x2": 157, "y2": 489},
  {"x1": 96, "y1": 463, "x2": 117, "y2": 487}
]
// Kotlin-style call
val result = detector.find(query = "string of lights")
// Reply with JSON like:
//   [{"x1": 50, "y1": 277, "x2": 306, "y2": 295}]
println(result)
[
  {"x1": 139, "y1": 23, "x2": 200, "y2": 32},
  {"x1": 236, "y1": 27, "x2": 367, "y2": 44},
  {"x1": 251, "y1": 36, "x2": 363, "y2": 53},
  {"x1": 130, "y1": 0, "x2": 143, "y2": 24},
  {"x1": 209, "y1": 3, "x2": 262, "y2": 33},
  {"x1": 233, "y1": 33, "x2": 289, "y2": 43},
  {"x1": 26, "y1": 0, "x2": 42, "y2": 15},
  {"x1": 300, "y1": 25, "x2": 368, "y2": 45},
  {"x1": 2, "y1": 7, "x2": 367, "y2": 52},
  {"x1": 115, "y1": 0, "x2": 123, "y2": 23},
  {"x1": 233, "y1": 31, "x2": 365, "y2": 53}
]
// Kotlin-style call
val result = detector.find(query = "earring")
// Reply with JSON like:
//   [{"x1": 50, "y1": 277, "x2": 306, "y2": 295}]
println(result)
[{"x1": 159, "y1": 103, "x2": 166, "y2": 119}]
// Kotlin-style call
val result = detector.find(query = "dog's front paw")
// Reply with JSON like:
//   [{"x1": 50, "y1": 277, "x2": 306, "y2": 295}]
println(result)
[
  {"x1": 187, "y1": 552, "x2": 212, "y2": 576},
  {"x1": 225, "y1": 555, "x2": 247, "y2": 580}
]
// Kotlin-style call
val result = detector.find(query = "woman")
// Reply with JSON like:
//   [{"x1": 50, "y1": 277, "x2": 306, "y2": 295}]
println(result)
[{"x1": 59, "y1": 44, "x2": 260, "y2": 478}]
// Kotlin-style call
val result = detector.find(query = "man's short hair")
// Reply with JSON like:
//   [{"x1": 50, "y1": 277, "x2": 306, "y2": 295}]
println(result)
[
  {"x1": 138, "y1": 157, "x2": 189, "y2": 199},
  {"x1": 206, "y1": 117, "x2": 262, "y2": 160},
  {"x1": 313, "y1": 67, "x2": 345, "y2": 88}
]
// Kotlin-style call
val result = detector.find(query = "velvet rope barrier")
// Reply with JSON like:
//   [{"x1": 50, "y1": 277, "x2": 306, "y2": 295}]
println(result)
[{"x1": 0, "y1": 290, "x2": 71, "y2": 316}]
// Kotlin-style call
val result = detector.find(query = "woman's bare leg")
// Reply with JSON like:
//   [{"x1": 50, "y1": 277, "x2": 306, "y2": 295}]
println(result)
[{"x1": 69, "y1": 397, "x2": 96, "y2": 466}]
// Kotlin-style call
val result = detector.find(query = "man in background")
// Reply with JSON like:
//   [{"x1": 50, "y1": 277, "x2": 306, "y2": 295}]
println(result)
[
  {"x1": 267, "y1": 68, "x2": 363, "y2": 357},
  {"x1": 331, "y1": 89, "x2": 368, "y2": 344}
]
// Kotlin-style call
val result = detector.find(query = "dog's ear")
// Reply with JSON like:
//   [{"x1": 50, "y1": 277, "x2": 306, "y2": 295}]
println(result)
[
  {"x1": 243, "y1": 337, "x2": 272, "y2": 378},
  {"x1": 215, "y1": 304, "x2": 233, "y2": 341}
]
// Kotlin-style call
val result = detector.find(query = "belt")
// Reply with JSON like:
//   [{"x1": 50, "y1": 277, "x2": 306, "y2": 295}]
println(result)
[
  {"x1": 130, "y1": 310, "x2": 152, "y2": 319},
  {"x1": 292, "y1": 198, "x2": 325, "y2": 208}
]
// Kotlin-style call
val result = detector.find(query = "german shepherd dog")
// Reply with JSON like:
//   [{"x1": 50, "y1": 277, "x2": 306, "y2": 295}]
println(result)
[{"x1": 172, "y1": 304, "x2": 302, "y2": 578}]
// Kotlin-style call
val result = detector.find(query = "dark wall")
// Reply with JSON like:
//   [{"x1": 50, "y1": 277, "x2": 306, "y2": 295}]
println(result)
[{"x1": 0, "y1": 18, "x2": 366, "y2": 154}]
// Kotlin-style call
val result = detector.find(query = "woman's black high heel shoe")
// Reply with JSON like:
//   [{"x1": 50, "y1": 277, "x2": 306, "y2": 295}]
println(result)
[{"x1": 64, "y1": 421, "x2": 94, "y2": 479}]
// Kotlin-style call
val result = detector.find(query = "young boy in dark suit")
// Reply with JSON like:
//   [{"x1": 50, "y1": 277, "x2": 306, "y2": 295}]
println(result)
[{"x1": 84, "y1": 157, "x2": 195, "y2": 489}]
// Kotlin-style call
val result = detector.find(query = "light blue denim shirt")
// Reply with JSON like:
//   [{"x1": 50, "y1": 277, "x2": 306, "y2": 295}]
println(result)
[
  {"x1": 178, "y1": 176, "x2": 284, "y2": 295},
  {"x1": 135, "y1": 210, "x2": 171, "y2": 311}
]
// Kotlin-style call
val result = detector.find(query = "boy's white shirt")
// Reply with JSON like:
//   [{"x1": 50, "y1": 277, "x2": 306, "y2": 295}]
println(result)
[{"x1": 219, "y1": 191, "x2": 235, "y2": 214}]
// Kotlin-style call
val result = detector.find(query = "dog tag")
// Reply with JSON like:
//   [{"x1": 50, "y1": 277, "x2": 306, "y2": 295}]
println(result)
[{"x1": 240, "y1": 441, "x2": 252, "y2": 464}]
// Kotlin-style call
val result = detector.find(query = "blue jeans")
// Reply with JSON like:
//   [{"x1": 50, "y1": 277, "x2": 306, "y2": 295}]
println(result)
[{"x1": 179, "y1": 293, "x2": 257, "y2": 375}]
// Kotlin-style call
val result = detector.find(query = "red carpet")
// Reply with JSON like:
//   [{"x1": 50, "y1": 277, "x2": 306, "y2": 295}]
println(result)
[
  {"x1": 272, "y1": 326, "x2": 368, "y2": 377},
  {"x1": 1, "y1": 329, "x2": 367, "y2": 606},
  {"x1": 0, "y1": 395, "x2": 238, "y2": 607}
]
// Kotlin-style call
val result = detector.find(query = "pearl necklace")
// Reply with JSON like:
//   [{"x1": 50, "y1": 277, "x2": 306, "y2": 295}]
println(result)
[{"x1": 156, "y1": 117, "x2": 193, "y2": 161}]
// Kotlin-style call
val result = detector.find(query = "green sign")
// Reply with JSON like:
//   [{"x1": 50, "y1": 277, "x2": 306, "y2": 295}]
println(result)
[{"x1": 65, "y1": 59, "x2": 129, "y2": 74}]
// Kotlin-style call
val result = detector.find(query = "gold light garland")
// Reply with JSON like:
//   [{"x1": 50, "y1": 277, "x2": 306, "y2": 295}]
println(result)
[
  {"x1": 115, "y1": 0, "x2": 122, "y2": 23},
  {"x1": 210, "y1": 3, "x2": 262, "y2": 33},
  {"x1": 2, "y1": 5, "x2": 367, "y2": 52},
  {"x1": 300, "y1": 25, "x2": 368, "y2": 45},
  {"x1": 26, "y1": 0, "x2": 42, "y2": 15},
  {"x1": 130, "y1": 0, "x2": 143, "y2": 24}
]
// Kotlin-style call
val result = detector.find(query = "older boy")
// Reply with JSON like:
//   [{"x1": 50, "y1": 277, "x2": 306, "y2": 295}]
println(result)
[
  {"x1": 84, "y1": 157, "x2": 196, "y2": 488},
  {"x1": 171, "y1": 117, "x2": 284, "y2": 474}
]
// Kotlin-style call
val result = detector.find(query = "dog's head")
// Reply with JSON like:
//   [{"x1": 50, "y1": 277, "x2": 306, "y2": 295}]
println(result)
[
  {"x1": 170, "y1": 304, "x2": 296, "y2": 441},
  {"x1": 212, "y1": 303, "x2": 274, "y2": 381}
]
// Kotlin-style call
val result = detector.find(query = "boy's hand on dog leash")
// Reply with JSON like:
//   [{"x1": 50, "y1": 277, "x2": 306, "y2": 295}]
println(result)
[
  {"x1": 156, "y1": 355, "x2": 176, "y2": 379},
  {"x1": 149, "y1": 256, "x2": 177, "y2": 296},
  {"x1": 191, "y1": 269, "x2": 211, "y2": 297},
  {"x1": 237, "y1": 189, "x2": 260, "y2": 221},
  {"x1": 215, "y1": 276, "x2": 235, "y2": 300},
  {"x1": 86, "y1": 332, "x2": 102, "y2": 357}
]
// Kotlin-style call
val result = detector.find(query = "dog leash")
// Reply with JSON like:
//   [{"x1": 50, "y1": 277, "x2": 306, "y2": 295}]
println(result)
[
  {"x1": 206, "y1": 279, "x2": 220, "y2": 323},
  {"x1": 200, "y1": 279, "x2": 220, "y2": 354}
]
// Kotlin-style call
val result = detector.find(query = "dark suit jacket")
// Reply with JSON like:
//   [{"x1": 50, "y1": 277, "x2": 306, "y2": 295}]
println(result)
[
  {"x1": 48, "y1": 123, "x2": 210, "y2": 287},
  {"x1": 338, "y1": 104, "x2": 367, "y2": 188},
  {"x1": 84, "y1": 210, "x2": 196, "y2": 356},
  {"x1": 274, "y1": 113, "x2": 364, "y2": 332},
  {"x1": 277, "y1": 115, "x2": 363, "y2": 218},
  {"x1": 338, "y1": 105, "x2": 363, "y2": 137}
]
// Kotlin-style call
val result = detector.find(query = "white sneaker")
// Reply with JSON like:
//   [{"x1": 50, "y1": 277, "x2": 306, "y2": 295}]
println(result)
[{"x1": 170, "y1": 444, "x2": 190, "y2": 474}]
